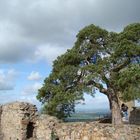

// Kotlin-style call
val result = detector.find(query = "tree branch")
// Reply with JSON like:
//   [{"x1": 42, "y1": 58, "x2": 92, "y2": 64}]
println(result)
[
  {"x1": 65, "y1": 70, "x2": 84, "y2": 91},
  {"x1": 86, "y1": 80, "x2": 108, "y2": 95},
  {"x1": 112, "y1": 58, "x2": 130, "y2": 72},
  {"x1": 101, "y1": 73, "x2": 110, "y2": 88}
]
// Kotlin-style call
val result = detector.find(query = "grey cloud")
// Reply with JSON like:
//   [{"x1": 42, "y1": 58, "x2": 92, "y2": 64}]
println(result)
[
  {"x1": 21, "y1": 82, "x2": 42, "y2": 95},
  {"x1": 0, "y1": 69, "x2": 17, "y2": 90},
  {"x1": 0, "y1": 44, "x2": 34, "y2": 63},
  {"x1": 0, "y1": 92, "x2": 18, "y2": 104},
  {"x1": 0, "y1": 91, "x2": 41, "y2": 108},
  {"x1": 0, "y1": 0, "x2": 139, "y2": 64},
  {"x1": 0, "y1": 83, "x2": 14, "y2": 90}
]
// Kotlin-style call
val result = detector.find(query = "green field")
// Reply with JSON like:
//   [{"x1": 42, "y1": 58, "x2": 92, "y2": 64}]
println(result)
[{"x1": 65, "y1": 110, "x2": 111, "y2": 122}]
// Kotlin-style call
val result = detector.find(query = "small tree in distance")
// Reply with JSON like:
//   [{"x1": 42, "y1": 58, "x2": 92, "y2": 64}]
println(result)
[{"x1": 37, "y1": 23, "x2": 140, "y2": 125}]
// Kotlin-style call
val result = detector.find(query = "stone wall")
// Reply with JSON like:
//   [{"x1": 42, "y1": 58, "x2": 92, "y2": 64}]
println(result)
[
  {"x1": 0, "y1": 105, "x2": 3, "y2": 139},
  {"x1": 54, "y1": 122, "x2": 140, "y2": 140},
  {"x1": 36, "y1": 114, "x2": 60, "y2": 140},
  {"x1": 36, "y1": 121, "x2": 140, "y2": 140},
  {"x1": 0, "y1": 102, "x2": 38, "y2": 140},
  {"x1": 0, "y1": 102, "x2": 140, "y2": 140},
  {"x1": 130, "y1": 107, "x2": 140, "y2": 125}
]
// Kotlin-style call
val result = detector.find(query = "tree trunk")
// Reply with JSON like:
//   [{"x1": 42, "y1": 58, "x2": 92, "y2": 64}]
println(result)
[
  {"x1": 110, "y1": 95, "x2": 122, "y2": 125},
  {"x1": 107, "y1": 94, "x2": 112, "y2": 110}
]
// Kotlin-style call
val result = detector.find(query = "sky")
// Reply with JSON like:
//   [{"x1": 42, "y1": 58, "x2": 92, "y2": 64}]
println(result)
[{"x1": 0, "y1": 0, "x2": 140, "y2": 110}]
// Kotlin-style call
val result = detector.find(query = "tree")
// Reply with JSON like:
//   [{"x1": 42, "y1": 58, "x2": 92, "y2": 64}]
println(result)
[{"x1": 37, "y1": 23, "x2": 140, "y2": 125}]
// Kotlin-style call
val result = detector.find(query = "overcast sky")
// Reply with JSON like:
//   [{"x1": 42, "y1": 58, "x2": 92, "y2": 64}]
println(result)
[{"x1": 0, "y1": 0, "x2": 140, "y2": 109}]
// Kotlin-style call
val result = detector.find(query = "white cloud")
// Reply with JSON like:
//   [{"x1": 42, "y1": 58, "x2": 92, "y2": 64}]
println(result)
[
  {"x1": 22, "y1": 82, "x2": 42, "y2": 95},
  {"x1": 28, "y1": 71, "x2": 42, "y2": 81},
  {"x1": 0, "y1": 69, "x2": 17, "y2": 90},
  {"x1": 19, "y1": 95, "x2": 41, "y2": 108},
  {"x1": 35, "y1": 44, "x2": 67, "y2": 64},
  {"x1": 0, "y1": 91, "x2": 41, "y2": 109},
  {"x1": 76, "y1": 93, "x2": 109, "y2": 110}
]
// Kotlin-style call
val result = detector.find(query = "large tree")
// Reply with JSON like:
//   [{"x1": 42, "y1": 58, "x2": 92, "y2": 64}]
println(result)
[{"x1": 37, "y1": 23, "x2": 140, "y2": 125}]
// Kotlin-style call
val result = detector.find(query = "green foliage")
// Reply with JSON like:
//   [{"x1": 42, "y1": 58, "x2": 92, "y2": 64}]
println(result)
[
  {"x1": 51, "y1": 130, "x2": 59, "y2": 140},
  {"x1": 37, "y1": 23, "x2": 140, "y2": 119},
  {"x1": 116, "y1": 65, "x2": 140, "y2": 101}
]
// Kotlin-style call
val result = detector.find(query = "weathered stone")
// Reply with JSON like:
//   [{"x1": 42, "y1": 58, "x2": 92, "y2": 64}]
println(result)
[
  {"x1": 0, "y1": 102, "x2": 38, "y2": 140},
  {"x1": 0, "y1": 102, "x2": 140, "y2": 140}
]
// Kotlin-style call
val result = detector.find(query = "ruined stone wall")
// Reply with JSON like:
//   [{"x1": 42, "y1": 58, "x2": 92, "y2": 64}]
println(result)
[
  {"x1": 0, "y1": 102, "x2": 38, "y2": 140},
  {"x1": 36, "y1": 114, "x2": 60, "y2": 140},
  {"x1": 0, "y1": 105, "x2": 3, "y2": 139},
  {"x1": 0, "y1": 102, "x2": 140, "y2": 140},
  {"x1": 130, "y1": 107, "x2": 140, "y2": 125},
  {"x1": 36, "y1": 120, "x2": 140, "y2": 140}
]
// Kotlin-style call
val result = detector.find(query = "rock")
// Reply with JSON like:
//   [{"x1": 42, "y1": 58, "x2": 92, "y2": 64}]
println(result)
[{"x1": 0, "y1": 102, "x2": 140, "y2": 140}]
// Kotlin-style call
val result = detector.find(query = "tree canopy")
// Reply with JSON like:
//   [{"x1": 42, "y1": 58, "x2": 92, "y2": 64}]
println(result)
[{"x1": 37, "y1": 23, "x2": 140, "y2": 124}]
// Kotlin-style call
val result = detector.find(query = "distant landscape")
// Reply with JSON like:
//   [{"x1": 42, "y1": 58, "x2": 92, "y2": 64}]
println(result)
[{"x1": 65, "y1": 109, "x2": 111, "y2": 122}]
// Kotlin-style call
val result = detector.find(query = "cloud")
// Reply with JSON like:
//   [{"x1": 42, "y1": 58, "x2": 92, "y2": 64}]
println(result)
[
  {"x1": 28, "y1": 71, "x2": 42, "y2": 81},
  {"x1": 0, "y1": 0, "x2": 139, "y2": 64},
  {"x1": 22, "y1": 82, "x2": 42, "y2": 95},
  {"x1": 19, "y1": 95, "x2": 42, "y2": 109},
  {"x1": 0, "y1": 91, "x2": 41, "y2": 109},
  {"x1": 0, "y1": 69, "x2": 17, "y2": 90},
  {"x1": 35, "y1": 44, "x2": 68, "y2": 64},
  {"x1": 76, "y1": 93, "x2": 109, "y2": 110}
]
